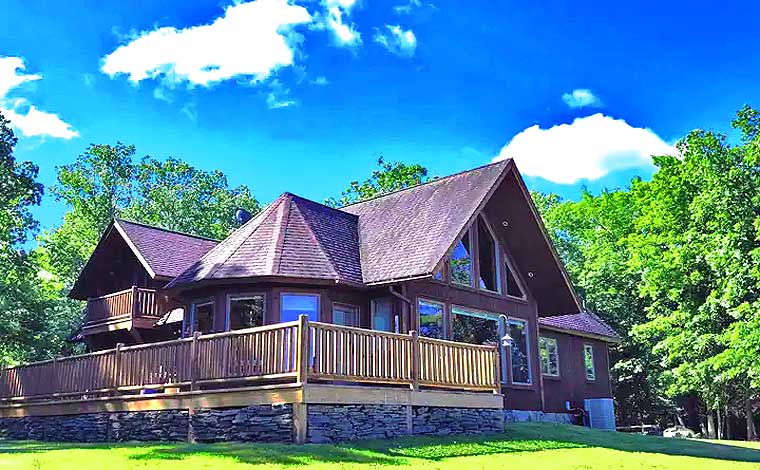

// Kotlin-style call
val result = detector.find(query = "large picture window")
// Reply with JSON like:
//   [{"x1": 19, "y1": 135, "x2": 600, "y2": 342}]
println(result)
[
  {"x1": 450, "y1": 232, "x2": 473, "y2": 286},
  {"x1": 227, "y1": 294, "x2": 264, "y2": 331},
  {"x1": 508, "y1": 318, "x2": 532, "y2": 384},
  {"x1": 539, "y1": 337, "x2": 559, "y2": 377},
  {"x1": 281, "y1": 293, "x2": 319, "y2": 322},
  {"x1": 584, "y1": 344, "x2": 596, "y2": 381},
  {"x1": 333, "y1": 303, "x2": 359, "y2": 327},
  {"x1": 452, "y1": 307, "x2": 499, "y2": 345},
  {"x1": 418, "y1": 299, "x2": 445, "y2": 339},
  {"x1": 186, "y1": 300, "x2": 214, "y2": 336},
  {"x1": 477, "y1": 218, "x2": 500, "y2": 292}
]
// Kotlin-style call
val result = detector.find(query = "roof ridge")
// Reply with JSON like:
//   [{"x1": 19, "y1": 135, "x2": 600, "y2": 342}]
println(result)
[
  {"x1": 115, "y1": 218, "x2": 221, "y2": 242},
  {"x1": 339, "y1": 159, "x2": 512, "y2": 210},
  {"x1": 203, "y1": 196, "x2": 285, "y2": 280},
  {"x1": 270, "y1": 195, "x2": 292, "y2": 275},
  {"x1": 288, "y1": 198, "x2": 341, "y2": 277},
  {"x1": 286, "y1": 192, "x2": 359, "y2": 218}
]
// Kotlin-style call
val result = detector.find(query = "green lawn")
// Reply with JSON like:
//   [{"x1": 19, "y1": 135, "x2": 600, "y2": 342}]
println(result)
[{"x1": 3, "y1": 423, "x2": 760, "y2": 469}]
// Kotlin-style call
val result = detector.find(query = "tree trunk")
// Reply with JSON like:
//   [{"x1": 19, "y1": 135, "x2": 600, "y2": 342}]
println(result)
[
  {"x1": 717, "y1": 408, "x2": 723, "y2": 440},
  {"x1": 707, "y1": 412, "x2": 717, "y2": 439},
  {"x1": 746, "y1": 398, "x2": 757, "y2": 441}
]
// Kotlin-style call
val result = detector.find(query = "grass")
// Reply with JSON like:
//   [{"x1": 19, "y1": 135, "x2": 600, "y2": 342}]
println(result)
[{"x1": 3, "y1": 423, "x2": 760, "y2": 469}]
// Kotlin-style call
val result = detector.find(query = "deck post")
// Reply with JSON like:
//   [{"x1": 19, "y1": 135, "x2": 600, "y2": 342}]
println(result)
[
  {"x1": 410, "y1": 330, "x2": 420, "y2": 391},
  {"x1": 492, "y1": 344, "x2": 501, "y2": 395},
  {"x1": 190, "y1": 331, "x2": 201, "y2": 392},
  {"x1": 113, "y1": 343, "x2": 124, "y2": 394},
  {"x1": 297, "y1": 314, "x2": 310, "y2": 385},
  {"x1": 130, "y1": 285, "x2": 139, "y2": 318}
]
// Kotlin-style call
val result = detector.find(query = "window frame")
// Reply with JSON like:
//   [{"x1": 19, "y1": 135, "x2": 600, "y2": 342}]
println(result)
[
  {"x1": 332, "y1": 302, "x2": 360, "y2": 327},
  {"x1": 371, "y1": 297, "x2": 397, "y2": 332},
  {"x1": 503, "y1": 252, "x2": 528, "y2": 301},
  {"x1": 477, "y1": 216, "x2": 502, "y2": 294},
  {"x1": 538, "y1": 336, "x2": 560, "y2": 378},
  {"x1": 450, "y1": 229, "x2": 475, "y2": 288},
  {"x1": 451, "y1": 305, "x2": 509, "y2": 383},
  {"x1": 584, "y1": 344, "x2": 596, "y2": 382},
  {"x1": 507, "y1": 317, "x2": 533, "y2": 386},
  {"x1": 184, "y1": 298, "x2": 215, "y2": 338},
  {"x1": 416, "y1": 297, "x2": 447, "y2": 339},
  {"x1": 225, "y1": 292, "x2": 266, "y2": 331},
  {"x1": 280, "y1": 292, "x2": 321, "y2": 323}
]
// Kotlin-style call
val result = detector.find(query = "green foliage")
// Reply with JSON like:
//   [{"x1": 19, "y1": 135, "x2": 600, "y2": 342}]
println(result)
[
  {"x1": 41, "y1": 143, "x2": 261, "y2": 287},
  {"x1": 535, "y1": 106, "x2": 760, "y2": 429},
  {"x1": 325, "y1": 157, "x2": 430, "y2": 207}
]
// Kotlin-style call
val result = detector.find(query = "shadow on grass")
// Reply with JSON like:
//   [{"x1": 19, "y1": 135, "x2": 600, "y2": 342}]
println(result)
[
  {"x1": 498, "y1": 422, "x2": 760, "y2": 464},
  {"x1": 4, "y1": 423, "x2": 760, "y2": 465}
]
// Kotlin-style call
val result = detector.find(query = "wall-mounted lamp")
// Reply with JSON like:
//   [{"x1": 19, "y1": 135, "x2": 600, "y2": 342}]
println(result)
[{"x1": 501, "y1": 332, "x2": 514, "y2": 348}]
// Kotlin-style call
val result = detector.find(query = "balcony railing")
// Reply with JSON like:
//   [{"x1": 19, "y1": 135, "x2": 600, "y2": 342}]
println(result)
[
  {"x1": 0, "y1": 316, "x2": 501, "y2": 402},
  {"x1": 86, "y1": 286, "x2": 164, "y2": 324}
]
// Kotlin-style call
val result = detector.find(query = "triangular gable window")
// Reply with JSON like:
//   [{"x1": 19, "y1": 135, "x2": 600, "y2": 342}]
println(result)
[
  {"x1": 505, "y1": 258, "x2": 525, "y2": 298},
  {"x1": 450, "y1": 233, "x2": 474, "y2": 286},
  {"x1": 477, "y1": 217, "x2": 499, "y2": 292}
]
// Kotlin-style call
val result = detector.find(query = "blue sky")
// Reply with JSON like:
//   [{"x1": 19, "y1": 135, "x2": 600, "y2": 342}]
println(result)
[{"x1": 2, "y1": 0, "x2": 760, "y2": 236}]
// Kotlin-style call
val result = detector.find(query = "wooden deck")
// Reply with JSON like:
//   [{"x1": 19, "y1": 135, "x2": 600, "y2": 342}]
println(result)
[
  {"x1": 0, "y1": 316, "x2": 501, "y2": 404},
  {"x1": 81, "y1": 286, "x2": 165, "y2": 335}
]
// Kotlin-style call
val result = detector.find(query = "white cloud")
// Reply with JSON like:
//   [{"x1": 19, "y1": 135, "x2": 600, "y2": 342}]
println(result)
[
  {"x1": 266, "y1": 78, "x2": 296, "y2": 109},
  {"x1": 0, "y1": 57, "x2": 78, "y2": 139},
  {"x1": 101, "y1": 0, "x2": 312, "y2": 87},
  {"x1": 393, "y1": 0, "x2": 435, "y2": 15},
  {"x1": 562, "y1": 88, "x2": 602, "y2": 108},
  {"x1": 374, "y1": 25, "x2": 417, "y2": 57},
  {"x1": 493, "y1": 114, "x2": 673, "y2": 184},
  {"x1": 316, "y1": 0, "x2": 362, "y2": 46},
  {"x1": 180, "y1": 102, "x2": 197, "y2": 122},
  {"x1": 311, "y1": 76, "x2": 329, "y2": 86}
]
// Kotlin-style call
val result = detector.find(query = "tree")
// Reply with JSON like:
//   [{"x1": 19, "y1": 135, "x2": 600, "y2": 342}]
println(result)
[
  {"x1": 0, "y1": 112, "x2": 79, "y2": 365},
  {"x1": 325, "y1": 157, "x2": 430, "y2": 207},
  {"x1": 42, "y1": 144, "x2": 261, "y2": 287}
]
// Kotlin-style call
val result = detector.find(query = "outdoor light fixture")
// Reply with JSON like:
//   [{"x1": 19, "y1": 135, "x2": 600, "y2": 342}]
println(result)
[{"x1": 501, "y1": 332, "x2": 513, "y2": 348}]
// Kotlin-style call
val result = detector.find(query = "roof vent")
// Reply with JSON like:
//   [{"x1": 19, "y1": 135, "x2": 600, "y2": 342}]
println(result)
[{"x1": 235, "y1": 208, "x2": 253, "y2": 225}]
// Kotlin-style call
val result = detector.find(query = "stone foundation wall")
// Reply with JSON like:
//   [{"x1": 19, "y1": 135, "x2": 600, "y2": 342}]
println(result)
[
  {"x1": 192, "y1": 405, "x2": 293, "y2": 443},
  {"x1": 307, "y1": 404, "x2": 408, "y2": 443},
  {"x1": 413, "y1": 407, "x2": 503, "y2": 436},
  {"x1": 503, "y1": 409, "x2": 575, "y2": 425},
  {"x1": 0, "y1": 404, "x2": 503, "y2": 443}
]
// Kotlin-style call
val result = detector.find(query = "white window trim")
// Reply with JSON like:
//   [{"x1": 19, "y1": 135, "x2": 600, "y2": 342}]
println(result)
[
  {"x1": 507, "y1": 317, "x2": 532, "y2": 385},
  {"x1": 450, "y1": 229, "x2": 475, "y2": 288},
  {"x1": 539, "y1": 336, "x2": 560, "y2": 377},
  {"x1": 184, "y1": 299, "x2": 215, "y2": 338},
  {"x1": 417, "y1": 297, "x2": 447, "y2": 339},
  {"x1": 332, "y1": 302, "x2": 360, "y2": 327},
  {"x1": 280, "y1": 292, "x2": 321, "y2": 323},
  {"x1": 226, "y1": 292, "x2": 266, "y2": 331},
  {"x1": 477, "y1": 216, "x2": 502, "y2": 294},
  {"x1": 584, "y1": 344, "x2": 596, "y2": 381}
]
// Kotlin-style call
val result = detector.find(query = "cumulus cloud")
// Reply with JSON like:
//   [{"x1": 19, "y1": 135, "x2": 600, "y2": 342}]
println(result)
[
  {"x1": 562, "y1": 88, "x2": 602, "y2": 108},
  {"x1": 315, "y1": 0, "x2": 362, "y2": 46},
  {"x1": 266, "y1": 78, "x2": 296, "y2": 109},
  {"x1": 0, "y1": 57, "x2": 78, "y2": 139},
  {"x1": 101, "y1": 0, "x2": 312, "y2": 86},
  {"x1": 374, "y1": 25, "x2": 417, "y2": 57},
  {"x1": 493, "y1": 114, "x2": 673, "y2": 184}
]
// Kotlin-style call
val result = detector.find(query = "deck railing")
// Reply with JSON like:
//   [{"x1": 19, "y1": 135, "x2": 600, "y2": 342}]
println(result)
[
  {"x1": 0, "y1": 316, "x2": 500, "y2": 402},
  {"x1": 86, "y1": 286, "x2": 164, "y2": 323}
]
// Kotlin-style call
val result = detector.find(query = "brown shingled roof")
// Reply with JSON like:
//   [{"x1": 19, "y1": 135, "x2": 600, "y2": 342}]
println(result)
[
  {"x1": 539, "y1": 311, "x2": 621, "y2": 343},
  {"x1": 115, "y1": 219, "x2": 219, "y2": 279},
  {"x1": 167, "y1": 192, "x2": 363, "y2": 288},
  {"x1": 341, "y1": 160, "x2": 510, "y2": 284}
]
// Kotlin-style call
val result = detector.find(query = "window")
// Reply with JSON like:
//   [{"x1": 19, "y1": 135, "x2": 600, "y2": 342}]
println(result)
[
  {"x1": 450, "y1": 232, "x2": 473, "y2": 286},
  {"x1": 227, "y1": 294, "x2": 264, "y2": 331},
  {"x1": 372, "y1": 297, "x2": 395, "y2": 332},
  {"x1": 584, "y1": 344, "x2": 596, "y2": 381},
  {"x1": 505, "y1": 259, "x2": 525, "y2": 298},
  {"x1": 508, "y1": 318, "x2": 531, "y2": 384},
  {"x1": 477, "y1": 218, "x2": 500, "y2": 292},
  {"x1": 539, "y1": 337, "x2": 559, "y2": 377},
  {"x1": 418, "y1": 299, "x2": 445, "y2": 339},
  {"x1": 432, "y1": 264, "x2": 444, "y2": 281},
  {"x1": 451, "y1": 307, "x2": 500, "y2": 346},
  {"x1": 333, "y1": 303, "x2": 359, "y2": 327},
  {"x1": 281, "y1": 294, "x2": 319, "y2": 322},
  {"x1": 186, "y1": 300, "x2": 214, "y2": 336}
]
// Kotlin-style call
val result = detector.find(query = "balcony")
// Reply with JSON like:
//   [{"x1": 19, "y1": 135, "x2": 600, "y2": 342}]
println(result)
[{"x1": 83, "y1": 286, "x2": 166, "y2": 335}]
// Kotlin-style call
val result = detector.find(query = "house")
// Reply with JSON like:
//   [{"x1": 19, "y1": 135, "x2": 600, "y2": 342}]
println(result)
[{"x1": 0, "y1": 159, "x2": 619, "y2": 443}]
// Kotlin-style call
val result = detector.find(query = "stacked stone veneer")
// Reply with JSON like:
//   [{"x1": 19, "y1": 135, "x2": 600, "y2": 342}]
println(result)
[
  {"x1": 0, "y1": 404, "x2": 503, "y2": 443},
  {"x1": 503, "y1": 409, "x2": 575, "y2": 425}
]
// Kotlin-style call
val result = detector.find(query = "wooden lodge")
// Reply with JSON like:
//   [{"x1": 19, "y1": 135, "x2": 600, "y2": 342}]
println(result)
[{"x1": 0, "y1": 160, "x2": 620, "y2": 443}]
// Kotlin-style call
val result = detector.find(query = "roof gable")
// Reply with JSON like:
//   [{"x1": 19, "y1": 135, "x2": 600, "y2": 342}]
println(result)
[{"x1": 341, "y1": 160, "x2": 510, "y2": 284}]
